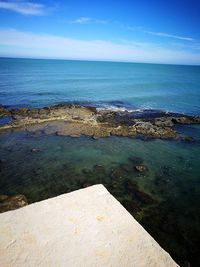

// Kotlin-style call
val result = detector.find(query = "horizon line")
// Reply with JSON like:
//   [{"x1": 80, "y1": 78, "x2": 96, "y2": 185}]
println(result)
[{"x1": 0, "y1": 55, "x2": 199, "y2": 67}]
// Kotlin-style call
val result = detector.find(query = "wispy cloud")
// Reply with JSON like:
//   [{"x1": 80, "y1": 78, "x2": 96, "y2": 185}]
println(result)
[
  {"x1": 71, "y1": 17, "x2": 107, "y2": 24},
  {"x1": 0, "y1": 28, "x2": 200, "y2": 65},
  {"x1": 145, "y1": 31, "x2": 195, "y2": 42},
  {"x1": 0, "y1": 1, "x2": 45, "y2": 15}
]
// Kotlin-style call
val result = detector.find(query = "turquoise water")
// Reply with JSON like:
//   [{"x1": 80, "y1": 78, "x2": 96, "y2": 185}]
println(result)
[
  {"x1": 0, "y1": 57, "x2": 200, "y2": 115},
  {"x1": 0, "y1": 57, "x2": 200, "y2": 266}
]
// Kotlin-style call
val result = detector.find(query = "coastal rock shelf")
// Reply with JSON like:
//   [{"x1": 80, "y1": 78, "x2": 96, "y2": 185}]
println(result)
[
  {"x1": 0, "y1": 185, "x2": 179, "y2": 267},
  {"x1": 0, "y1": 104, "x2": 200, "y2": 139}
]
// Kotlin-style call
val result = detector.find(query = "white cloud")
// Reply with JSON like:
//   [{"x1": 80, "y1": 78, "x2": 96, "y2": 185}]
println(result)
[
  {"x1": 0, "y1": 1, "x2": 45, "y2": 15},
  {"x1": 71, "y1": 17, "x2": 107, "y2": 24},
  {"x1": 124, "y1": 25, "x2": 196, "y2": 43},
  {"x1": 145, "y1": 31, "x2": 195, "y2": 42},
  {"x1": 0, "y1": 28, "x2": 200, "y2": 65}
]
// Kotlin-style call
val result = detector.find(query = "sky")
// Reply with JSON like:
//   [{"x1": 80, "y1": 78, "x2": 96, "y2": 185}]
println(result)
[{"x1": 0, "y1": 0, "x2": 200, "y2": 65}]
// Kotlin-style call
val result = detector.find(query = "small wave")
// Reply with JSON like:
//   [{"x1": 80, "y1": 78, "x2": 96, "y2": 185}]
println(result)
[
  {"x1": 96, "y1": 105, "x2": 140, "y2": 113},
  {"x1": 84, "y1": 100, "x2": 140, "y2": 113}
]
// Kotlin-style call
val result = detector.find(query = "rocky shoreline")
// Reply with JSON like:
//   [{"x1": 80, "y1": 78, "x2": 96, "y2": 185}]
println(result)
[
  {"x1": 0, "y1": 104, "x2": 200, "y2": 141},
  {"x1": 0, "y1": 104, "x2": 200, "y2": 140}
]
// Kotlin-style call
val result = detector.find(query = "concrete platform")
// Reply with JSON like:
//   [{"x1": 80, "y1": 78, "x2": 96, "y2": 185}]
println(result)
[{"x1": 0, "y1": 184, "x2": 179, "y2": 267}]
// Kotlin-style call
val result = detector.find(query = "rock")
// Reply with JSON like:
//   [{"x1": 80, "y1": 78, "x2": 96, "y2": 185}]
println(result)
[
  {"x1": 0, "y1": 104, "x2": 199, "y2": 141},
  {"x1": 0, "y1": 194, "x2": 28, "y2": 213},
  {"x1": 135, "y1": 191, "x2": 155, "y2": 205},
  {"x1": 0, "y1": 195, "x2": 8, "y2": 201},
  {"x1": 81, "y1": 182, "x2": 93, "y2": 188},
  {"x1": 70, "y1": 134, "x2": 81, "y2": 138},
  {"x1": 11, "y1": 108, "x2": 29, "y2": 117},
  {"x1": 92, "y1": 135, "x2": 99, "y2": 140},
  {"x1": 135, "y1": 121, "x2": 155, "y2": 135},
  {"x1": 154, "y1": 175, "x2": 169, "y2": 193},
  {"x1": 110, "y1": 125, "x2": 136, "y2": 137},
  {"x1": 82, "y1": 168, "x2": 91, "y2": 174},
  {"x1": 154, "y1": 118, "x2": 174, "y2": 127},
  {"x1": 93, "y1": 164, "x2": 105, "y2": 173},
  {"x1": 31, "y1": 148, "x2": 40, "y2": 152},
  {"x1": 110, "y1": 168, "x2": 124, "y2": 179},
  {"x1": 120, "y1": 163, "x2": 133, "y2": 172},
  {"x1": 93, "y1": 126, "x2": 111, "y2": 139},
  {"x1": 135, "y1": 165, "x2": 147, "y2": 172},
  {"x1": 0, "y1": 106, "x2": 10, "y2": 116},
  {"x1": 183, "y1": 136, "x2": 194, "y2": 143},
  {"x1": 124, "y1": 179, "x2": 139, "y2": 192},
  {"x1": 172, "y1": 116, "x2": 200, "y2": 124}
]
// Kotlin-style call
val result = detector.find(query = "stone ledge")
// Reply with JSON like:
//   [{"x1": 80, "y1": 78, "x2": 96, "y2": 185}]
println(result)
[{"x1": 0, "y1": 184, "x2": 179, "y2": 267}]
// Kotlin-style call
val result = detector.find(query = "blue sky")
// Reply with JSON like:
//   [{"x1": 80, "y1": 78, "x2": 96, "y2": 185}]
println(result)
[{"x1": 0, "y1": 0, "x2": 200, "y2": 64}]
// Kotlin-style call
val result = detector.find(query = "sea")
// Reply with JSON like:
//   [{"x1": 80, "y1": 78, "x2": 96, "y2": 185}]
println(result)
[
  {"x1": 0, "y1": 57, "x2": 200, "y2": 267},
  {"x1": 0, "y1": 57, "x2": 200, "y2": 114}
]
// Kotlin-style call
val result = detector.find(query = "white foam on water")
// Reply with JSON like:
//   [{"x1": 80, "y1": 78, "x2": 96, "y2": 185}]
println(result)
[{"x1": 96, "y1": 105, "x2": 143, "y2": 113}]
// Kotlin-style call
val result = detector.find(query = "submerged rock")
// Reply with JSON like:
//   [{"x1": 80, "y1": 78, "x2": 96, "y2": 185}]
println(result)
[
  {"x1": 172, "y1": 116, "x2": 200, "y2": 124},
  {"x1": 81, "y1": 182, "x2": 93, "y2": 188},
  {"x1": 31, "y1": 148, "x2": 40, "y2": 152},
  {"x1": 135, "y1": 191, "x2": 155, "y2": 205},
  {"x1": 110, "y1": 168, "x2": 124, "y2": 179},
  {"x1": 124, "y1": 179, "x2": 139, "y2": 192},
  {"x1": 82, "y1": 168, "x2": 91, "y2": 174},
  {"x1": 182, "y1": 136, "x2": 194, "y2": 143},
  {"x1": 120, "y1": 163, "x2": 133, "y2": 172},
  {"x1": 93, "y1": 164, "x2": 106, "y2": 174},
  {"x1": 135, "y1": 165, "x2": 148, "y2": 172},
  {"x1": 0, "y1": 194, "x2": 28, "y2": 213}
]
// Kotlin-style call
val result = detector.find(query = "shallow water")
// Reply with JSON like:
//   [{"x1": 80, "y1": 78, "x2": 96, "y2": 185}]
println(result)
[{"x1": 0, "y1": 125, "x2": 200, "y2": 266}]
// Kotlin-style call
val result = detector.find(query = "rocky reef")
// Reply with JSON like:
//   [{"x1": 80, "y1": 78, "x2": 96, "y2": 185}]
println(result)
[{"x1": 0, "y1": 104, "x2": 200, "y2": 140}]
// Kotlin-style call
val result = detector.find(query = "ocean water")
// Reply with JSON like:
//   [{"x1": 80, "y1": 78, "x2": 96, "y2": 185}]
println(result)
[
  {"x1": 0, "y1": 57, "x2": 200, "y2": 267},
  {"x1": 0, "y1": 57, "x2": 200, "y2": 115}
]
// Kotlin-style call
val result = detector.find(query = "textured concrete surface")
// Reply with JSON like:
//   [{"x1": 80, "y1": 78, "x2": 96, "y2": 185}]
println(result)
[{"x1": 0, "y1": 184, "x2": 179, "y2": 267}]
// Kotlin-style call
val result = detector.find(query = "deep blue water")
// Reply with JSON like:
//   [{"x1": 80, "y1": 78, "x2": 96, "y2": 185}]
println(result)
[{"x1": 0, "y1": 57, "x2": 200, "y2": 115}]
